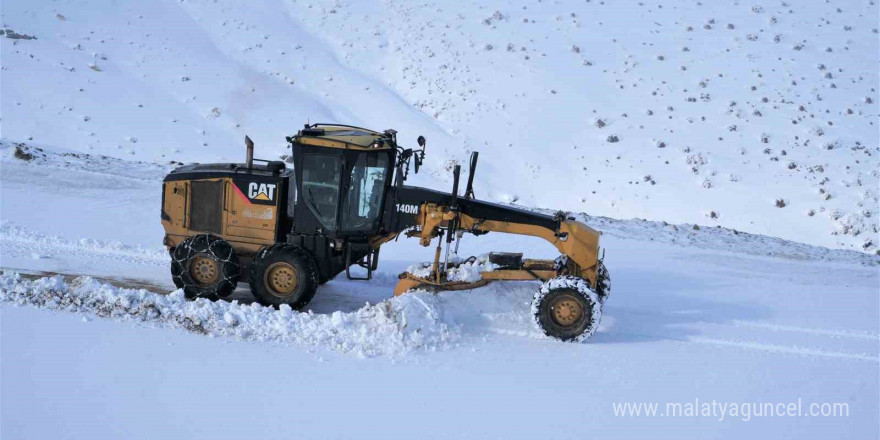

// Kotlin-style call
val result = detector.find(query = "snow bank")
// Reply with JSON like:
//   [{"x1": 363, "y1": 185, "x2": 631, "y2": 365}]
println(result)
[
  {"x1": 0, "y1": 221, "x2": 169, "y2": 268},
  {"x1": 0, "y1": 272, "x2": 460, "y2": 357}
]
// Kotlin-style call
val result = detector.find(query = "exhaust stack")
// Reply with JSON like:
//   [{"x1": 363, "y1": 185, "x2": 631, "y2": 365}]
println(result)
[{"x1": 245, "y1": 135, "x2": 254, "y2": 168}]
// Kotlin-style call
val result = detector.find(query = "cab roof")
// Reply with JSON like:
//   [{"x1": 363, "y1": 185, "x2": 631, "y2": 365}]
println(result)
[{"x1": 292, "y1": 123, "x2": 396, "y2": 150}]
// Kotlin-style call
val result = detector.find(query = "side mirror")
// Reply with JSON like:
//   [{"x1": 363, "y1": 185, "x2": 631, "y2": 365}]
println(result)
[
  {"x1": 417, "y1": 135, "x2": 426, "y2": 147},
  {"x1": 414, "y1": 156, "x2": 421, "y2": 173}
]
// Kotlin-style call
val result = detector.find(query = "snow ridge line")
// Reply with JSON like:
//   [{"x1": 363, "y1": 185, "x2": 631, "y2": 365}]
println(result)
[
  {"x1": 1, "y1": 141, "x2": 169, "y2": 182},
  {"x1": 568, "y1": 212, "x2": 880, "y2": 266},
  {"x1": 0, "y1": 221, "x2": 169, "y2": 265},
  {"x1": 730, "y1": 320, "x2": 880, "y2": 341},
  {"x1": 0, "y1": 273, "x2": 460, "y2": 357},
  {"x1": 687, "y1": 336, "x2": 879, "y2": 363}
]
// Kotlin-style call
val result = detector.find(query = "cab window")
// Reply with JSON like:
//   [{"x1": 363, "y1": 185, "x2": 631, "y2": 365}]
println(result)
[
  {"x1": 301, "y1": 154, "x2": 340, "y2": 229},
  {"x1": 341, "y1": 152, "x2": 389, "y2": 231}
]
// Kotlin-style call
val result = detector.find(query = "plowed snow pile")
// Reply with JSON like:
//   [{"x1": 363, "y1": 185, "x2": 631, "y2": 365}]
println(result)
[{"x1": 0, "y1": 272, "x2": 460, "y2": 357}]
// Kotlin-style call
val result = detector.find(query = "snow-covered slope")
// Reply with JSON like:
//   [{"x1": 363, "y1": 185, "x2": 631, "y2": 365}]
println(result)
[
  {"x1": 1, "y1": 126, "x2": 878, "y2": 438},
  {"x1": 2, "y1": 0, "x2": 877, "y2": 252}
]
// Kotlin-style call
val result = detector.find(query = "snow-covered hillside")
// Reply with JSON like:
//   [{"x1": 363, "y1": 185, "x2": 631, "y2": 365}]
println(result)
[
  {"x1": 1, "y1": 0, "x2": 877, "y2": 252},
  {"x1": 1, "y1": 140, "x2": 878, "y2": 439}
]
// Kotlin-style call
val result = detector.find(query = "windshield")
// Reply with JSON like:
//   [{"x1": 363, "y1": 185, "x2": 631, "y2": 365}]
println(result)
[
  {"x1": 340, "y1": 152, "x2": 389, "y2": 231},
  {"x1": 301, "y1": 154, "x2": 341, "y2": 230}
]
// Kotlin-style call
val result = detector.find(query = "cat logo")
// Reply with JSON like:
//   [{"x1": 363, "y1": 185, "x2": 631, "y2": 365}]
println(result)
[{"x1": 248, "y1": 182, "x2": 276, "y2": 201}]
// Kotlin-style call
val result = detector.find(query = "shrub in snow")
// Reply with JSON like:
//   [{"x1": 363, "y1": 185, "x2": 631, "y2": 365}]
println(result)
[
  {"x1": 13, "y1": 146, "x2": 34, "y2": 161},
  {"x1": 483, "y1": 10, "x2": 505, "y2": 25},
  {"x1": 686, "y1": 153, "x2": 707, "y2": 166}
]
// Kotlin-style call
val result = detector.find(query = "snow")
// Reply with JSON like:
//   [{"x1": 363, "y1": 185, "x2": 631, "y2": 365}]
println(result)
[
  {"x1": 1, "y1": 0, "x2": 879, "y2": 437},
  {"x1": 0, "y1": 272, "x2": 459, "y2": 357},
  {"x1": 2, "y1": 147, "x2": 878, "y2": 437},
  {"x1": 1, "y1": 0, "x2": 877, "y2": 252},
  {"x1": 405, "y1": 253, "x2": 499, "y2": 282},
  {"x1": 2, "y1": 235, "x2": 878, "y2": 438}
]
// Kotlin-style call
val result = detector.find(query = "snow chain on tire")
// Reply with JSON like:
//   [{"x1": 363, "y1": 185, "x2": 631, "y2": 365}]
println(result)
[
  {"x1": 170, "y1": 234, "x2": 240, "y2": 300},
  {"x1": 595, "y1": 261, "x2": 611, "y2": 304},
  {"x1": 554, "y1": 255, "x2": 610, "y2": 304},
  {"x1": 532, "y1": 275, "x2": 602, "y2": 342}
]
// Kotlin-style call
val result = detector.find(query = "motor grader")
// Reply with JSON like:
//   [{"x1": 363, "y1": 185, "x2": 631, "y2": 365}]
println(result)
[{"x1": 161, "y1": 124, "x2": 610, "y2": 341}]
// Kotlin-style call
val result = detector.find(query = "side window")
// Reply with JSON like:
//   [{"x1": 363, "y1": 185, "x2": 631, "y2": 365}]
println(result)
[{"x1": 301, "y1": 154, "x2": 340, "y2": 229}]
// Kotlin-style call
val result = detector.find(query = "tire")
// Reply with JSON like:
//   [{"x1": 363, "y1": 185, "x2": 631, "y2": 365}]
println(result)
[
  {"x1": 595, "y1": 261, "x2": 611, "y2": 304},
  {"x1": 532, "y1": 276, "x2": 602, "y2": 342},
  {"x1": 248, "y1": 244, "x2": 319, "y2": 309},
  {"x1": 553, "y1": 255, "x2": 610, "y2": 304},
  {"x1": 170, "y1": 234, "x2": 240, "y2": 300}
]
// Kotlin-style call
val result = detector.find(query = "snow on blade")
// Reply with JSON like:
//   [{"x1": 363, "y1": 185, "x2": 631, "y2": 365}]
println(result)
[
  {"x1": 0, "y1": 272, "x2": 460, "y2": 357},
  {"x1": 405, "y1": 254, "x2": 499, "y2": 282}
]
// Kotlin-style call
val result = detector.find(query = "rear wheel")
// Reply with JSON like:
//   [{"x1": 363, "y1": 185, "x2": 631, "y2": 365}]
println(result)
[
  {"x1": 249, "y1": 244, "x2": 319, "y2": 309},
  {"x1": 170, "y1": 234, "x2": 240, "y2": 300},
  {"x1": 532, "y1": 276, "x2": 602, "y2": 342}
]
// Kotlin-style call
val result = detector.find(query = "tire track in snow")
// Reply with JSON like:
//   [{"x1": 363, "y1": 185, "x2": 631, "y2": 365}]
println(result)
[
  {"x1": 687, "y1": 336, "x2": 880, "y2": 363},
  {"x1": 730, "y1": 320, "x2": 880, "y2": 341}
]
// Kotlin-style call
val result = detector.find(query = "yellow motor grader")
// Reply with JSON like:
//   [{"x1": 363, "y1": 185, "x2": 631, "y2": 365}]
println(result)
[{"x1": 161, "y1": 124, "x2": 609, "y2": 341}]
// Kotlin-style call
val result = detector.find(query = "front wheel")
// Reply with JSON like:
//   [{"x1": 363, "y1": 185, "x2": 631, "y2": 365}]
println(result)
[
  {"x1": 532, "y1": 276, "x2": 602, "y2": 342},
  {"x1": 596, "y1": 261, "x2": 611, "y2": 304},
  {"x1": 248, "y1": 244, "x2": 319, "y2": 309}
]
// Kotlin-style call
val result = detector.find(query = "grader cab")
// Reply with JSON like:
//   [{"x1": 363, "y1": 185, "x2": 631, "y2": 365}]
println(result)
[{"x1": 161, "y1": 123, "x2": 610, "y2": 341}]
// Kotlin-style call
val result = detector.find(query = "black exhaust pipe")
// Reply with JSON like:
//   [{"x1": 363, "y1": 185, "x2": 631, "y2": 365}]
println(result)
[{"x1": 245, "y1": 136, "x2": 254, "y2": 169}]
